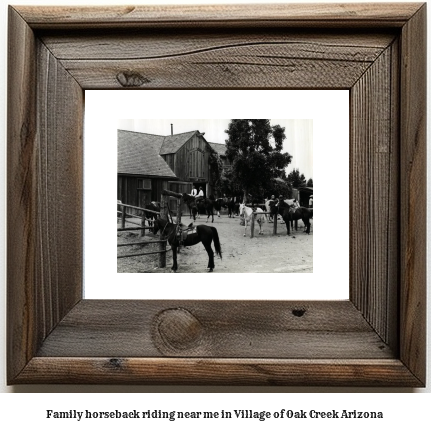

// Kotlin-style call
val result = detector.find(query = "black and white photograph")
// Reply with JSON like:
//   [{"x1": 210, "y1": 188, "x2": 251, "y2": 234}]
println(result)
[
  {"x1": 117, "y1": 119, "x2": 313, "y2": 274},
  {"x1": 84, "y1": 89, "x2": 349, "y2": 301}
]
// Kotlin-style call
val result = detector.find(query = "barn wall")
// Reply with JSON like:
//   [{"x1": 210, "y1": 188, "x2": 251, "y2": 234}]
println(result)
[
  {"x1": 117, "y1": 175, "x2": 170, "y2": 216},
  {"x1": 173, "y1": 135, "x2": 210, "y2": 183},
  {"x1": 162, "y1": 154, "x2": 175, "y2": 172}
]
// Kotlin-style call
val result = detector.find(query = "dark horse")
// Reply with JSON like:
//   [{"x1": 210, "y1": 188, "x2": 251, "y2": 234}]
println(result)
[
  {"x1": 152, "y1": 218, "x2": 222, "y2": 272},
  {"x1": 182, "y1": 193, "x2": 215, "y2": 223},
  {"x1": 213, "y1": 197, "x2": 227, "y2": 217},
  {"x1": 143, "y1": 201, "x2": 160, "y2": 227},
  {"x1": 269, "y1": 201, "x2": 313, "y2": 235},
  {"x1": 182, "y1": 193, "x2": 198, "y2": 220},
  {"x1": 226, "y1": 196, "x2": 241, "y2": 218}
]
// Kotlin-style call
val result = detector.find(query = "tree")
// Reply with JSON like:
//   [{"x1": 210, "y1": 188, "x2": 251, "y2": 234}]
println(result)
[
  {"x1": 225, "y1": 119, "x2": 292, "y2": 202},
  {"x1": 306, "y1": 178, "x2": 313, "y2": 187},
  {"x1": 208, "y1": 147, "x2": 224, "y2": 195},
  {"x1": 287, "y1": 168, "x2": 307, "y2": 188}
]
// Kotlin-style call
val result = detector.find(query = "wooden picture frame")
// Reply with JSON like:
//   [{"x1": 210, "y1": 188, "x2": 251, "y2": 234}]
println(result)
[{"x1": 7, "y1": 3, "x2": 426, "y2": 386}]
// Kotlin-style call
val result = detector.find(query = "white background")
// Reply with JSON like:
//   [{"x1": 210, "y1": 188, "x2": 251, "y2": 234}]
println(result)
[
  {"x1": 84, "y1": 90, "x2": 349, "y2": 300},
  {"x1": 0, "y1": 0, "x2": 430, "y2": 428}
]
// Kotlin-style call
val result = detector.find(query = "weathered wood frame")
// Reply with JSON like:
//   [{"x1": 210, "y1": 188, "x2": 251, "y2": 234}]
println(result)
[{"x1": 7, "y1": 3, "x2": 426, "y2": 386}]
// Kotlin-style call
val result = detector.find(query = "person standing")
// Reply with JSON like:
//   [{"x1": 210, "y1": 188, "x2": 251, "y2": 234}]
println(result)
[{"x1": 191, "y1": 185, "x2": 197, "y2": 196}]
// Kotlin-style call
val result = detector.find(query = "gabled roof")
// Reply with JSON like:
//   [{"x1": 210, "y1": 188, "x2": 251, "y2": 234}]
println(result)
[
  {"x1": 117, "y1": 130, "x2": 177, "y2": 178},
  {"x1": 208, "y1": 142, "x2": 227, "y2": 156},
  {"x1": 159, "y1": 131, "x2": 197, "y2": 155}
]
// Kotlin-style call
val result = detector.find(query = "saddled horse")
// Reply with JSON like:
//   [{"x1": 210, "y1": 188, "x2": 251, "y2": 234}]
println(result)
[
  {"x1": 239, "y1": 203, "x2": 265, "y2": 236},
  {"x1": 277, "y1": 200, "x2": 313, "y2": 235},
  {"x1": 143, "y1": 201, "x2": 160, "y2": 227},
  {"x1": 152, "y1": 218, "x2": 222, "y2": 272}
]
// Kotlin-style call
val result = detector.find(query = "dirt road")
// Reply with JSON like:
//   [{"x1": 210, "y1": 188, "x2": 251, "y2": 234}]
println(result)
[{"x1": 117, "y1": 211, "x2": 313, "y2": 273}]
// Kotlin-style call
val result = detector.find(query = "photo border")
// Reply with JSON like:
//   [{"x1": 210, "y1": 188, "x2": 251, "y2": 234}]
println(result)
[{"x1": 7, "y1": 3, "x2": 426, "y2": 386}]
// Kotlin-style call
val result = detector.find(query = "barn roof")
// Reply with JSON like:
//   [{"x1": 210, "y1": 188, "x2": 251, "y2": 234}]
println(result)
[
  {"x1": 159, "y1": 131, "x2": 197, "y2": 155},
  {"x1": 117, "y1": 130, "x2": 177, "y2": 178},
  {"x1": 208, "y1": 142, "x2": 227, "y2": 156}
]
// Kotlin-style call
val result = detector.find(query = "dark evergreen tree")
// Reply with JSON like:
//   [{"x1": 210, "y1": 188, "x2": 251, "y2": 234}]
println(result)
[
  {"x1": 287, "y1": 168, "x2": 307, "y2": 188},
  {"x1": 225, "y1": 119, "x2": 292, "y2": 202}
]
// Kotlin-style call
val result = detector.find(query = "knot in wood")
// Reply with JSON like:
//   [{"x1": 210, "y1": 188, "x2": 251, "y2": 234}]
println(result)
[
  {"x1": 116, "y1": 71, "x2": 150, "y2": 87},
  {"x1": 155, "y1": 308, "x2": 203, "y2": 351}
]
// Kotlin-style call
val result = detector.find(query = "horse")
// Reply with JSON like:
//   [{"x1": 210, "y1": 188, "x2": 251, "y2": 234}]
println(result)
[
  {"x1": 264, "y1": 199, "x2": 276, "y2": 222},
  {"x1": 213, "y1": 198, "x2": 227, "y2": 217},
  {"x1": 196, "y1": 196, "x2": 215, "y2": 223},
  {"x1": 152, "y1": 218, "x2": 222, "y2": 272},
  {"x1": 182, "y1": 193, "x2": 198, "y2": 220},
  {"x1": 143, "y1": 201, "x2": 160, "y2": 227},
  {"x1": 239, "y1": 203, "x2": 265, "y2": 236},
  {"x1": 226, "y1": 197, "x2": 236, "y2": 218},
  {"x1": 277, "y1": 200, "x2": 313, "y2": 235}
]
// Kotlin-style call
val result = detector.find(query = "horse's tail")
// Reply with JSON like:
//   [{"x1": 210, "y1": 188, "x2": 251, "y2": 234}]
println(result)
[{"x1": 210, "y1": 227, "x2": 222, "y2": 259}]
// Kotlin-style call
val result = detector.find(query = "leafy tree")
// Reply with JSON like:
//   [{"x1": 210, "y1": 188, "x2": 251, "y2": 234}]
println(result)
[
  {"x1": 306, "y1": 178, "x2": 313, "y2": 187},
  {"x1": 208, "y1": 147, "x2": 224, "y2": 194},
  {"x1": 225, "y1": 119, "x2": 292, "y2": 202},
  {"x1": 269, "y1": 178, "x2": 293, "y2": 199},
  {"x1": 287, "y1": 168, "x2": 307, "y2": 188}
]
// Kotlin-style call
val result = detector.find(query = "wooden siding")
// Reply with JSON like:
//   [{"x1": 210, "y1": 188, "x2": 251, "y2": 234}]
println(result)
[
  {"x1": 171, "y1": 134, "x2": 211, "y2": 183},
  {"x1": 162, "y1": 154, "x2": 175, "y2": 172},
  {"x1": 117, "y1": 175, "x2": 168, "y2": 215}
]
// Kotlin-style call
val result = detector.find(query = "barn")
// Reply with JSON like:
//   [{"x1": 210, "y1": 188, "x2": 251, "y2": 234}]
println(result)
[{"x1": 118, "y1": 129, "x2": 226, "y2": 215}]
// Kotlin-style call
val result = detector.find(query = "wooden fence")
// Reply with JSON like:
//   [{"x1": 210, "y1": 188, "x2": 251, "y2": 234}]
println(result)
[{"x1": 117, "y1": 190, "x2": 184, "y2": 268}]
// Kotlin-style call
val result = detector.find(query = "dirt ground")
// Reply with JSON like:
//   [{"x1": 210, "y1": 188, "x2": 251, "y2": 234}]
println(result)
[{"x1": 117, "y1": 209, "x2": 313, "y2": 273}]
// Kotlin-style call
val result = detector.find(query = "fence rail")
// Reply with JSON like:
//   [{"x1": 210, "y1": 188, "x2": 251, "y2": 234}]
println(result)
[
  {"x1": 117, "y1": 191, "x2": 183, "y2": 269},
  {"x1": 117, "y1": 201, "x2": 167, "y2": 266}
]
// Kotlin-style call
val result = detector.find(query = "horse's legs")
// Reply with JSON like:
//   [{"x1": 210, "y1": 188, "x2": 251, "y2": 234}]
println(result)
[
  {"x1": 286, "y1": 217, "x2": 291, "y2": 235},
  {"x1": 203, "y1": 241, "x2": 215, "y2": 271},
  {"x1": 303, "y1": 218, "x2": 310, "y2": 234},
  {"x1": 171, "y1": 245, "x2": 178, "y2": 272}
]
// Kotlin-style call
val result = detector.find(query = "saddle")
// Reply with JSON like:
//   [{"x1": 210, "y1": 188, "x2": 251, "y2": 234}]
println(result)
[{"x1": 176, "y1": 222, "x2": 195, "y2": 244}]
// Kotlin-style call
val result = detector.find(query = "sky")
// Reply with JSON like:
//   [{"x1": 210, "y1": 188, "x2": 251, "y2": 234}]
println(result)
[{"x1": 117, "y1": 118, "x2": 313, "y2": 180}]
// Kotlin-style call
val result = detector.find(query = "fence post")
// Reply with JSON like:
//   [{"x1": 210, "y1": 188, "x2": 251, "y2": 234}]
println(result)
[
  {"x1": 273, "y1": 212, "x2": 277, "y2": 235},
  {"x1": 158, "y1": 193, "x2": 168, "y2": 268},
  {"x1": 250, "y1": 212, "x2": 255, "y2": 238},
  {"x1": 141, "y1": 213, "x2": 146, "y2": 237},
  {"x1": 177, "y1": 198, "x2": 182, "y2": 225},
  {"x1": 121, "y1": 205, "x2": 126, "y2": 229}
]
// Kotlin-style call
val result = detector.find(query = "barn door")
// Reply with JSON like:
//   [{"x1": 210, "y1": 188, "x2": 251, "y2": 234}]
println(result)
[{"x1": 167, "y1": 181, "x2": 193, "y2": 215}]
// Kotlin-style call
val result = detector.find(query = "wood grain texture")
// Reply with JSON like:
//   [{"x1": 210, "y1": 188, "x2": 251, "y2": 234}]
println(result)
[
  {"x1": 350, "y1": 44, "x2": 399, "y2": 347},
  {"x1": 41, "y1": 30, "x2": 395, "y2": 89},
  {"x1": 7, "y1": 6, "x2": 83, "y2": 383},
  {"x1": 15, "y1": 358, "x2": 422, "y2": 386},
  {"x1": 15, "y1": 3, "x2": 424, "y2": 29},
  {"x1": 7, "y1": 3, "x2": 427, "y2": 386},
  {"x1": 36, "y1": 300, "x2": 393, "y2": 359},
  {"x1": 35, "y1": 40, "x2": 84, "y2": 335},
  {"x1": 7, "y1": 6, "x2": 38, "y2": 381},
  {"x1": 399, "y1": 3, "x2": 427, "y2": 385}
]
